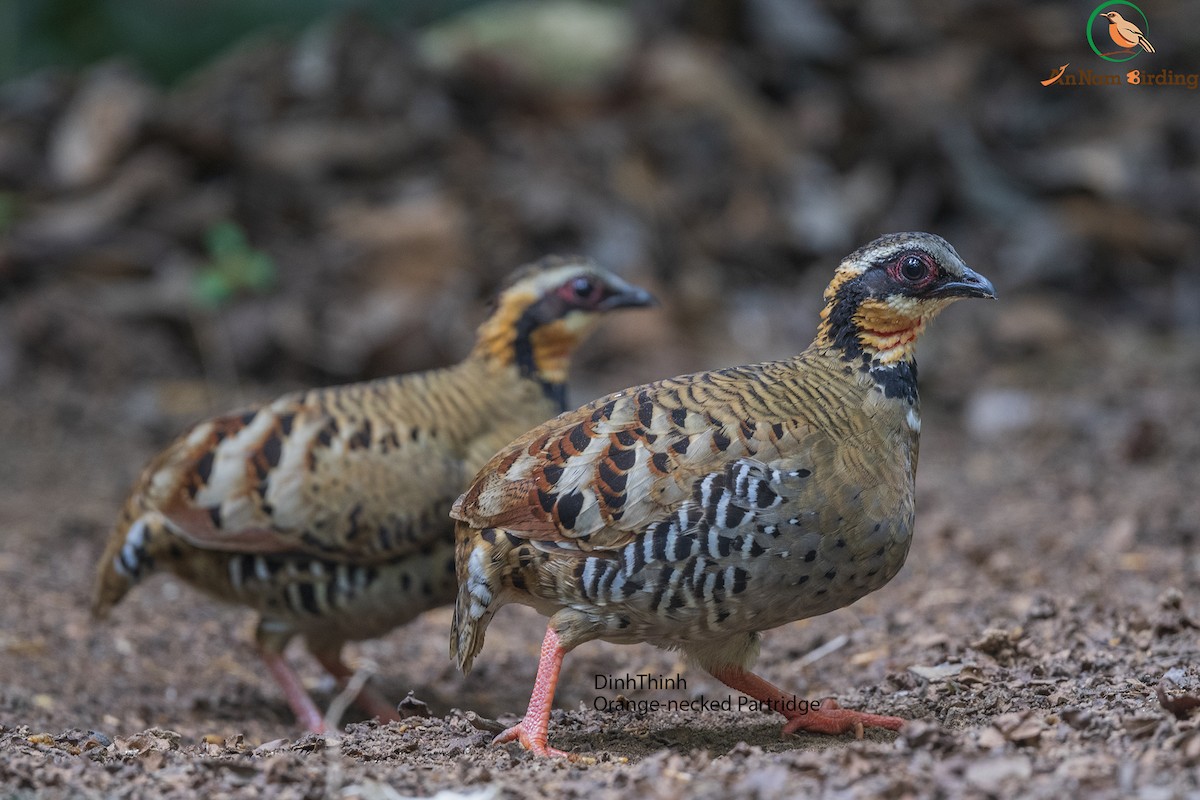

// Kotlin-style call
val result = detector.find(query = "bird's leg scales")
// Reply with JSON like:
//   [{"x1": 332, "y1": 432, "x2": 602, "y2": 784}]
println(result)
[
  {"x1": 493, "y1": 626, "x2": 576, "y2": 759},
  {"x1": 709, "y1": 666, "x2": 904, "y2": 738},
  {"x1": 259, "y1": 649, "x2": 326, "y2": 733}
]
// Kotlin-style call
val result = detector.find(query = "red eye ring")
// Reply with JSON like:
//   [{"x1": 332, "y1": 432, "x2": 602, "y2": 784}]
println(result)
[
  {"x1": 556, "y1": 275, "x2": 600, "y2": 306},
  {"x1": 570, "y1": 276, "x2": 595, "y2": 298},
  {"x1": 889, "y1": 253, "x2": 934, "y2": 285}
]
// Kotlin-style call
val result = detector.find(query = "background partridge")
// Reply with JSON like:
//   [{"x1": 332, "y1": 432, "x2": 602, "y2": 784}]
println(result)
[
  {"x1": 93, "y1": 257, "x2": 656, "y2": 733},
  {"x1": 451, "y1": 232, "x2": 995, "y2": 757}
]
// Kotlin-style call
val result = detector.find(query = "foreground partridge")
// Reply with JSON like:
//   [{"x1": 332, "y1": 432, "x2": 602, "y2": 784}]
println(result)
[
  {"x1": 452, "y1": 232, "x2": 995, "y2": 757},
  {"x1": 93, "y1": 257, "x2": 656, "y2": 732}
]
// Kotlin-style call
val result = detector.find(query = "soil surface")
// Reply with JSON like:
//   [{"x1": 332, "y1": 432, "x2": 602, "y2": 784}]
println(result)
[{"x1": 2, "y1": 301, "x2": 1199, "y2": 799}]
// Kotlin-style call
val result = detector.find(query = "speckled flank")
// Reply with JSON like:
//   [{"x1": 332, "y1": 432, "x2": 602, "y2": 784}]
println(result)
[{"x1": 451, "y1": 351, "x2": 918, "y2": 672}]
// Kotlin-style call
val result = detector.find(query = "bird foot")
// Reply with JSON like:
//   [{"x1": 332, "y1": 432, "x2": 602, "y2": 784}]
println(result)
[
  {"x1": 493, "y1": 722, "x2": 577, "y2": 760},
  {"x1": 781, "y1": 698, "x2": 905, "y2": 739}
]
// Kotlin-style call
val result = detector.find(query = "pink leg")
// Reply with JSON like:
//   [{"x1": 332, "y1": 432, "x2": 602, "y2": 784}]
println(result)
[
  {"x1": 259, "y1": 649, "x2": 326, "y2": 733},
  {"x1": 312, "y1": 650, "x2": 401, "y2": 724},
  {"x1": 709, "y1": 665, "x2": 904, "y2": 738},
  {"x1": 493, "y1": 626, "x2": 575, "y2": 759}
]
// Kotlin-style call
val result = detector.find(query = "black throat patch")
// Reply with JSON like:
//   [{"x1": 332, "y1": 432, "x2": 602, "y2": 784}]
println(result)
[
  {"x1": 826, "y1": 276, "x2": 920, "y2": 405},
  {"x1": 513, "y1": 300, "x2": 570, "y2": 411},
  {"x1": 825, "y1": 280, "x2": 870, "y2": 362}
]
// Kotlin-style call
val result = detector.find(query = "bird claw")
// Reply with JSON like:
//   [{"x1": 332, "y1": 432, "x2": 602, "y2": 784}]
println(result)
[
  {"x1": 780, "y1": 699, "x2": 905, "y2": 738},
  {"x1": 493, "y1": 722, "x2": 577, "y2": 760}
]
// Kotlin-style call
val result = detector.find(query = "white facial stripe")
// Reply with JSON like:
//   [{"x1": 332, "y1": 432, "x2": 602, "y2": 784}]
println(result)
[{"x1": 518, "y1": 264, "x2": 594, "y2": 297}]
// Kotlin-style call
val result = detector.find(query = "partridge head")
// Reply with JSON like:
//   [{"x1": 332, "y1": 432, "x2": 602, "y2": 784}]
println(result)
[{"x1": 451, "y1": 232, "x2": 994, "y2": 757}]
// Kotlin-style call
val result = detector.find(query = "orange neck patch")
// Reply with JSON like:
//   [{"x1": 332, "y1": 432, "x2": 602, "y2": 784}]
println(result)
[
  {"x1": 472, "y1": 296, "x2": 587, "y2": 384},
  {"x1": 816, "y1": 294, "x2": 942, "y2": 364},
  {"x1": 472, "y1": 291, "x2": 530, "y2": 368},
  {"x1": 852, "y1": 298, "x2": 937, "y2": 364},
  {"x1": 528, "y1": 320, "x2": 584, "y2": 385}
]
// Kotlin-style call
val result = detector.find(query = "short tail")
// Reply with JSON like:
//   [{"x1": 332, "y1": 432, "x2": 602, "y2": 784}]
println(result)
[
  {"x1": 92, "y1": 508, "x2": 172, "y2": 619},
  {"x1": 449, "y1": 524, "x2": 509, "y2": 674}
]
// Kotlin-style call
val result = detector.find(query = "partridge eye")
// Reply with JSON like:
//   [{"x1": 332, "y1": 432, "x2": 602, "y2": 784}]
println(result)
[
  {"x1": 900, "y1": 255, "x2": 928, "y2": 282},
  {"x1": 570, "y1": 276, "x2": 595, "y2": 298}
]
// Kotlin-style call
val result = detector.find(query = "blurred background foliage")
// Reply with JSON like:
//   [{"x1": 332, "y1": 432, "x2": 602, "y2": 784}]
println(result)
[
  {"x1": 0, "y1": 0, "x2": 1197, "y2": 408},
  {"x1": 0, "y1": 0, "x2": 480, "y2": 85}
]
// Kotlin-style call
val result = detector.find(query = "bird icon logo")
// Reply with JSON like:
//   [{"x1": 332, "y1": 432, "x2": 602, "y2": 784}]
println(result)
[
  {"x1": 1088, "y1": 1, "x2": 1154, "y2": 62},
  {"x1": 1103, "y1": 11, "x2": 1155, "y2": 52}
]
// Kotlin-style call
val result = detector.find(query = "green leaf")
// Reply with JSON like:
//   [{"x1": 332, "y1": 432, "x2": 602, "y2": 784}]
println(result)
[
  {"x1": 206, "y1": 221, "x2": 248, "y2": 261},
  {"x1": 193, "y1": 220, "x2": 277, "y2": 308},
  {"x1": 194, "y1": 270, "x2": 233, "y2": 308}
]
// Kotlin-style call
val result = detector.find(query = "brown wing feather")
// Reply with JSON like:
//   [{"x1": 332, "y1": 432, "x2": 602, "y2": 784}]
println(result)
[
  {"x1": 134, "y1": 369, "x2": 509, "y2": 563},
  {"x1": 158, "y1": 508, "x2": 300, "y2": 554},
  {"x1": 452, "y1": 361, "x2": 848, "y2": 551}
]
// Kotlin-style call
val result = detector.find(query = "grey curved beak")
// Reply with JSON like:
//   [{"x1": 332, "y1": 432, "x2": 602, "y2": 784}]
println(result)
[
  {"x1": 598, "y1": 283, "x2": 659, "y2": 310},
  {"x1": 934, "y1": 266, "x2": 996, "y2": 300}
]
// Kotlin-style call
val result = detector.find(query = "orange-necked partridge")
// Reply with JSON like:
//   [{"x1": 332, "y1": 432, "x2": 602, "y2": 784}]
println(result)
[
  {"x1": 93, "y1": 257, "x2": 656, "y2": 732},
  {"x1": 451, "y1": 232, "x2": 995, "y2": 757}
]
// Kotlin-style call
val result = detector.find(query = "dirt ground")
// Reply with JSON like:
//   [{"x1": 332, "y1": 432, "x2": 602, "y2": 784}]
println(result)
[{"x1": 2, "y1": 292, "x2": 1199, "y2": 799}]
